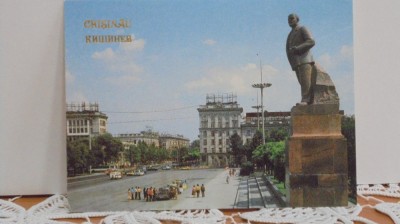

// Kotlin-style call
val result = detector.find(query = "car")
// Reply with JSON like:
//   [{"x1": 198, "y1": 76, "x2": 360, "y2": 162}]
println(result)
[
  {"x1": 162, "y1": 165, "x2": 171, "y2": 170},
  {"x1": 109, "y1": 171, "x2": 122, "y2": 179},
  {"x1": 133, "y1": 169, "x2": 145, "y2": 176},
  {"x1": 147, "y1": 166, "x2": 159, "y2": 171},
  {"x1": 155, "y1": 187, "x2": 177, "y2": 200},
  {"x1": 125, "y1": 170, "x2": 135, "y2": 176}
]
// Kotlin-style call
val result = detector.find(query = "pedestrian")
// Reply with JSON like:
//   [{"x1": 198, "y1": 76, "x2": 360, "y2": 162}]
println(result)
[
  {"x1": 130, "y1": 187, "x2": 135, "y2": 200},
  {"x1": 201, "y1": 184, "x2": 205, "y2": 197},
  {"x1": 153, "y1": 187, "x2": 157, "y2": 201},
  {"x1": 147, "y1": 187, "x2": 152, "y2": 201},
  {"x1": 143, "y1": 187, "x2": 147, "y2": 201},
  {"x1": 134, "y1": 187, "x2": 138, "y2": 200},
  {"x1": 226, "y1": 175, "x2": 230, "y2": 184},
  {"x1": 179, "y1": 184, "x2": 183, "y2": 195},
  {"x1": 196, "y1": 184, "x2": 200, "y2": 198},
  {"x1": 137, "y1": 187, "x2": 142, "y2": 200},
  {"x1": 127, "y1": 188, "x2": 132, "y2": 200},
  {"x1": 192, "y1": 185, "x2": 196, "y2": 197}
]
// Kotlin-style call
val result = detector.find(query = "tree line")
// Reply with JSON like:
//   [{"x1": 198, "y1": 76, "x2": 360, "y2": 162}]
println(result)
[{"x1": 67, "y1": 133, "x2": 200, "y2": 176}]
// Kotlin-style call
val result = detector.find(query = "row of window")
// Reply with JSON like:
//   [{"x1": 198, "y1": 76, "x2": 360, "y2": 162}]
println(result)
[
  {"x1": 203, "y1": 139, "x2": 226, "y2": 145},
  {"x1": 68, "y1": 127, "x2": 90, "y2": 134},
  {"x1": 68, "y1": 119, "x2": 90, "y2": 126}
]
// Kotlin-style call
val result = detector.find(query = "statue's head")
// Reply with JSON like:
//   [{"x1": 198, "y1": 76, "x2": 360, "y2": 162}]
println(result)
[{"x1": 288, "y1": 13, "x2": 299, "y2": 28}]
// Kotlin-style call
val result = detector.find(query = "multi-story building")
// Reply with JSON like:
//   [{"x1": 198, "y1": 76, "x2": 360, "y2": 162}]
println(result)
[
  {"x1": 114, "y1": 131, "x2": 160, "y2": 150},
  {"x1": 198, "y1": 93, "x2": 243, "y2": 167},
  {"x1": 159, "y1": 134, "x2": 190, "y2": 151},
  {"x1": 241, "y1": 111, "x2": 291, "y2": 144},
  {"x1": 66, "y1": 102, "x2": 108, "y2": 142}
]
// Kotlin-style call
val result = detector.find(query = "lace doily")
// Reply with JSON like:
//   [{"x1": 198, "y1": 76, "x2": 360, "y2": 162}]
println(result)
[
  {"x1": 238, "y1": 206, "x2": 377, "y2": 224},
  {"x1": 0, "y1": 191, "x2": 397, "y2": 224},
  {"x1": 357, "y1": 184, "x2": 400, "y2": 198}
]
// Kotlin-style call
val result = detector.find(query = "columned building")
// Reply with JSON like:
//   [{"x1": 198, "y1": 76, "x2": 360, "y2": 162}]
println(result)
[
  {"x1": 114, "y1": 131, "x2": 160, "y2": 150},
  {"x1": 66, "y1": 102, "x2": 108, "y2": 142},
  {"x1": 198, "y1": 93, "x2": 243, "y2": 167},
  {"x1": 159, "y1": 134, "x2": 190, "y2": 151},
  {"x1": 241, "y1": 111, "x2": 291, "y2": 144}
]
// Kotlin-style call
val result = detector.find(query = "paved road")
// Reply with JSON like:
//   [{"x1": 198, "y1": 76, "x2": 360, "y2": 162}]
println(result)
[
  {"x1": 68, "y1": 169, "x2": 239, "y2": 212},
  {"x1": 67, "y1": 169, "x2": 280, "y2": 212}
]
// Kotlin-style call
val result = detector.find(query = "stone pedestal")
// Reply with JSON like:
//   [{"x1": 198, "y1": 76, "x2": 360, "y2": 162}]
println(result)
[{"x1": 286, "y1": 104, "x2": 348, "y2": 207}]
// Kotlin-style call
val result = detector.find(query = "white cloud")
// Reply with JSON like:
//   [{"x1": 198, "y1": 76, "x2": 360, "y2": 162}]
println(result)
[
  {"x1": 92, "y1": 48, "x2": 115, "y2": 60},
  {"x1": 203, "y1": 39, "x2": 217, "y2": 46},
  {"x1": 317, "y1": 45, "x2": 353, "y2": 70},
  {"x1": 91, "y1": 34, "x2": 146, "y2": 87},
  {"x1": 105, "y1": 74, "x2": 141, "y2": 86},
  {"x1": 184, "y1": 63, "x2": 279, "y2": 96},
  {"x1": 120, "y1": 35, "x2": 145, "y2": 51}
]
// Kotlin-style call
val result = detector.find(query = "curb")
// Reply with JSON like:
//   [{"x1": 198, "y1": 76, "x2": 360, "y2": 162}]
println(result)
[{"x1": 262, "y1": 175, "x2": 287, "y2": 207}]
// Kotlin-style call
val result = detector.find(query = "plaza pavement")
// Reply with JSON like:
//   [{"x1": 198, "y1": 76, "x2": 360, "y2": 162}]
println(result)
[{"x1": 171, "y1": 169, "x2": 240, "y2": 209}]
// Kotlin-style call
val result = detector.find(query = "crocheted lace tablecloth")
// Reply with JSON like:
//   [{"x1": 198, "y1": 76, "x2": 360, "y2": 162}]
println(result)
[{"x1": 1, "y1": 184, "x2": 399, "y2": 224}]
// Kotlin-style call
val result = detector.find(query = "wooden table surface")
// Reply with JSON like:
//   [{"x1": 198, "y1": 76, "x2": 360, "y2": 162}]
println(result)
[{"x1": 1, "y1": 195, "x2": 397, "y2": 223}]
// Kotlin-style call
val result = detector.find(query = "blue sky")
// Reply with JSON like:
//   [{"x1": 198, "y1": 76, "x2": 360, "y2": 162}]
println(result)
[{"x1": 65, "y1": 0, "x2": 353, "y2": 141}]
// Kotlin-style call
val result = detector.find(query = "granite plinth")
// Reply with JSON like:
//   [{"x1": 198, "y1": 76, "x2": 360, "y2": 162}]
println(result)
[{"x1": 286, "y1": 104, "x2": 348, "y2": 207}]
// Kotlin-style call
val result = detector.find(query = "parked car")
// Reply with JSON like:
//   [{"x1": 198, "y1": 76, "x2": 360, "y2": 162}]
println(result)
[
  {"x1": 147, "y1": 166, "x2": 159, "y2": 171},
  {"x1": 109, "y1": 171, "x2": 122, "y2": 179},
  {"x1": 133, "y1": 169, "x2": 145, "y2": 176},
  {"x1": 126, "y1": 170, "x2": 135, "y2": 176},
  {"x1": 162, "y1": 165, "x2": 171, "y2": 170}
]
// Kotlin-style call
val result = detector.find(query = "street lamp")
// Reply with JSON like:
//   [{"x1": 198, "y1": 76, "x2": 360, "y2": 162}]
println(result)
[
  {"x1": 252, "y1": 83, "x2": 271, "y2": 144},
  {"x1": 251, "y1": 105, "x2": 262, "y2": 130},
  {"x1": 252, "y1": 55, "x2": 271, "y2": 144}
]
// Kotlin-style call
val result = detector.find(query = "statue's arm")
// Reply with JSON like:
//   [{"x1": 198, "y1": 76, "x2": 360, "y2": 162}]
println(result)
[{"x1": 296, "y1": 26, "x2": 315, "y2": 54}]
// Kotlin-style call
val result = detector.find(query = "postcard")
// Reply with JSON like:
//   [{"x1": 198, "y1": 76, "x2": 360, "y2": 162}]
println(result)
[{"x1": 65, "y1": 0, "x2": 355, "y2": 211}]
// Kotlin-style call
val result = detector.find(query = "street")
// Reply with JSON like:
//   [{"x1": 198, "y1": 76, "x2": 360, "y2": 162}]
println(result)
[{"x1": 67, "y1": 169, "x2": 280, "y2": 212}]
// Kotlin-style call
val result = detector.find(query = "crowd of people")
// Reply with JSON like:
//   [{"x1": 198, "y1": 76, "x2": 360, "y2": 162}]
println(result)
[{"x1": 191, "y1": 184, "x2": 206, "y2": 197}]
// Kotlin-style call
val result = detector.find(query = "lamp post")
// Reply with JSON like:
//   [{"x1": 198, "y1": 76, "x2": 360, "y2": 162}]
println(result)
[
  {"x1": 252, "y1": 55, "x2": 271, "y2": 144},
  {"x1": 251, "y1": 105, "x2": 262, "y2": 130},
  {"x1": 252, "y1": 83, "x2": 271, "y2": 144}
]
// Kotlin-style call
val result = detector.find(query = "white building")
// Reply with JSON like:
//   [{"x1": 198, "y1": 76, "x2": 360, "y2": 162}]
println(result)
[
  {"x1": 66, "y1": 102, "x2": 108, "y2": 142},
  {"x1": 198, "y1": 93, "x2": 243, "y2": 167}
]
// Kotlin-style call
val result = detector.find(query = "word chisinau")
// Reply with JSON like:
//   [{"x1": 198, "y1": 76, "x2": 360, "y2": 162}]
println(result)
[{"x1": 84, "y1": 19, "x2": 132, "y2": 44}]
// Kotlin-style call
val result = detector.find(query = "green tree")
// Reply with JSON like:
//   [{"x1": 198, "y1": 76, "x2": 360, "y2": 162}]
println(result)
[
  {"x1": 124, "y1": 145, "x2": 141, "y2": 166},
  {"x1": 247, "y1": 130, "x2": 263, "y2": 163},
  {"x1": 92, "y1": 133, "x2": 123, "y2": 165},
  {"x1": 67, "y1": 138, "x2": 90, "y2": 175},
  {"x1": 268, "y1": 128, "x2": 289, "y2": 142},
  {"x1": 267, "y1": 141, "x2": 286, "y2": 182},
  {"x1": 252, "y1": 144, "x2": 269, "y2": 171},
  {"x1": 229, "y1": 133, "x2": 244, "y2": 167}
]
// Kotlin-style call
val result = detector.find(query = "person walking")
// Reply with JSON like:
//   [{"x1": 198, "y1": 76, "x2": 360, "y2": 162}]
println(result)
[
  {"x1": 226, "y1": 175, "x2": 230, "y2": 184},
  {"x1": 152, "y1": 187, "x2": 157, "y2": 201},
  {"x1": 137, "y1": 187, "x2": 142, "y2": 200},
  {"x1": 192, "y1": 185, "x2": 196, "y2": 198},
  {"x1": 127, "y1": 188, "x2": 132, "y2": 200},
  {"x1": 201, "y1": 184, "x2": 205, "y2": 197},
  {"x1": 196, "y1": 184, "x2": 200, "y2": 198},
  {"x1": 143, "y1": 187, "x2": 147, "y2": 201}
]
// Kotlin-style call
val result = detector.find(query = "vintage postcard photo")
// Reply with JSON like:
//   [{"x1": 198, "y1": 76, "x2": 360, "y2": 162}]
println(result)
[{"x1": 65, "y1": 0, "x2": 355, "y2": 211}]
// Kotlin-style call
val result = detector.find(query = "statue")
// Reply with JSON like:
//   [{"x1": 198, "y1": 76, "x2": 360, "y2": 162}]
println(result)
[{"x1": 286, "y1": 13, "x2": 339, "y2": 105}]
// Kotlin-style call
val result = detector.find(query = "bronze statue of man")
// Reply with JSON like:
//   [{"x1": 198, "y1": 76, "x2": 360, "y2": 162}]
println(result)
[{"x1": 286, "y1": 13, "x2": 315, "y2": 105}]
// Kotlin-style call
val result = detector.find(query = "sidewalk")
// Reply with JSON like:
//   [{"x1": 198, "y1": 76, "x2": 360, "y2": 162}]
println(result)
[{"x1": 171, "y1": 169, "x2": 240, "y2": 209}]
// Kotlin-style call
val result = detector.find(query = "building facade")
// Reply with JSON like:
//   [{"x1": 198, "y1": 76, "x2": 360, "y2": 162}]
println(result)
[
  {"x1": 114, "y1": 131, "x2": 160, "y2": 150},
  {"x1": 198, "y1": 93, "x2": 243, "y2": 167},
  {"x1": 66, "y1": 102, "x2": 108, "y2": 142},
  {"x1": 241, "y1": 111, "x2": 291, "y2": 144},
  {"x1": 159, "y1": 134, "x2": 190, "y2": 151}
]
